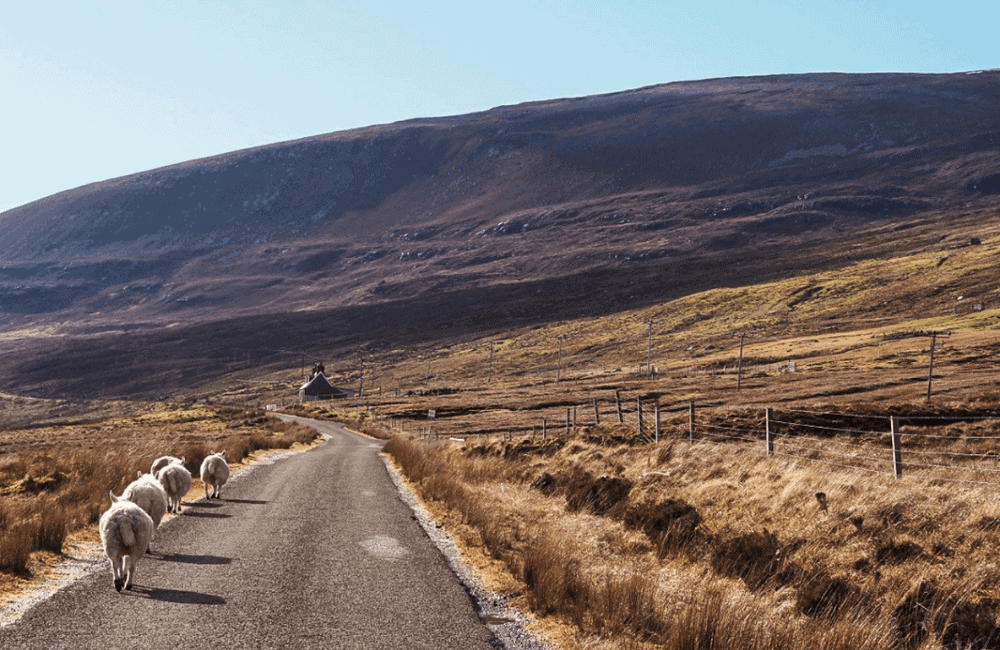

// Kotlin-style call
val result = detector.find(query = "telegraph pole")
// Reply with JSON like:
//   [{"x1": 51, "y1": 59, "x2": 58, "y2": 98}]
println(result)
[
  {"x1": 358, "y1": 354, "x2": 365, "y2": 401},
  {"x1": 735, "y1": 331, "x2": 749, "y2": 390},
  {"x1": 557, "y1": 335, "x2": 566, "y2": 383},
  {"x1": 880, "y1": 330, "x2": 951, "y2": 400},
  {"x1": 927, "y1": 332, "x2": 938, "y2": 400},
  {"x1": 926, "y1": 330, "x2": 951, "y2": 400},
  {"x1": 643, "y1": 320, "x2": 660, "y2": 378}
]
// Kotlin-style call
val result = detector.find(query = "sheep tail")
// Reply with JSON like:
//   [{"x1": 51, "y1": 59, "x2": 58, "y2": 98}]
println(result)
[
  {"x1": 167, "y1": 471, "x2": 180, "y2": 495},
  {"x1": 118, "y1": 517, "x2": 136, "y2": 549}
]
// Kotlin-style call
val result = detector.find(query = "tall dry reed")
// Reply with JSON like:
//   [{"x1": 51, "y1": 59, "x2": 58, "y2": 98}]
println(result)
[{"x1": 385, "y1": 431, "x2": 1000, "y2": 650}]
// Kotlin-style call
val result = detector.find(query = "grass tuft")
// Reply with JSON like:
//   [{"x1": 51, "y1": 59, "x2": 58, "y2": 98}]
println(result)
[
  {"x1": 564, "y1": 471, "x2": 633, "y2": 516},
  {"x1": 710, "y1": 528, "x2": 783, "y2": 591}
]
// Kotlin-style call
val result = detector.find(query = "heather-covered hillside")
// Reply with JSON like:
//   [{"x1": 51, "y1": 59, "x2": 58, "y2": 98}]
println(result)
[{"x1": 1, "y1": 71, "x2": 999, "y2": 398}]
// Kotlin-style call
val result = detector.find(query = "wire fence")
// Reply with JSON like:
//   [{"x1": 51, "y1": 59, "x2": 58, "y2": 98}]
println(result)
[
  {"x1": 381, "y1": 394, "x2": 1000, "y2": 487},
  {"x1": 693, "y1": 406, "x2": 1000, "y2": 486}
]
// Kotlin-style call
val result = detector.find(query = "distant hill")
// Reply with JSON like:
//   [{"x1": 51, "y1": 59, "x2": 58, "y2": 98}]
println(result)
[{"x1": 2, "y1": 71, "x2": 999, "y2": 398}]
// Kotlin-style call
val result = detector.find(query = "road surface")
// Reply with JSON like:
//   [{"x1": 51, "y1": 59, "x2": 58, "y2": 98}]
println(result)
[{"x1": 0, "y1": 417, "x2": 498, "y2": 649}]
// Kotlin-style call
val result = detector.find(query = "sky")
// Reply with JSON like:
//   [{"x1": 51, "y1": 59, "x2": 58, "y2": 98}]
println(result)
[{"x1": 2, "y1": 0, "x2": 997, "y2": 214}]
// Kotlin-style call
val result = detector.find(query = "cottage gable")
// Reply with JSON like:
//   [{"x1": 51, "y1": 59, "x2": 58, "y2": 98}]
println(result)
[{"x1": 298, "y1": 371, "x2": 354, "y2": 401}]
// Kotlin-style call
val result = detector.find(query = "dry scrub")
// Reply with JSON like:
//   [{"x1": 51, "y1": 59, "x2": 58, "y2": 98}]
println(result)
[
  {"x1": 385, "y1": 425, "x2": 1000, "y2": 650},
  {"x1": 0, "y1": 404, "x2": 319, "y2": 576}
]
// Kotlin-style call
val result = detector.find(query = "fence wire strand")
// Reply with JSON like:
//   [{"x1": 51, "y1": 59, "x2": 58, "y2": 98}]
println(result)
[
  {"x1": 406, "y1": 398, "x2": 1000, "y2": 487},
  {"x1": 776, "y1": 440, "x2": 886, "y2": 465},
  {"x1": 774, "y1": 432, "x2": 887, "y2": 450},
  {"x1": 770, "y1": 419, "x2": 883, "y2": 436},
  {"x1": 771, "y1": 450, "x2": 887, "y2": 474},
  {"x1": 705, "y1": 408, "x2": 1000, "y2": 485}
]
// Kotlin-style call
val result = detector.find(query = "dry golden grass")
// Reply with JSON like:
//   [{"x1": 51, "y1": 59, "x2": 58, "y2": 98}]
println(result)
[{"x1": 385, "y1": 420, "x2": 1000, "y2": 650}]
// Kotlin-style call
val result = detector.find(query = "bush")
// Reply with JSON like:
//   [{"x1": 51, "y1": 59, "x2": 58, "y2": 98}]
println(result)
[{"x1": 176, "y1": 442, "x2": 211, "y2": 477}]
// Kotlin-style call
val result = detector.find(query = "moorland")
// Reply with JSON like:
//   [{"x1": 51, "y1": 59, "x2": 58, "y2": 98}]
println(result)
[{"x1": 2, "y1": 70, "x2": 1000, "y2": 648}]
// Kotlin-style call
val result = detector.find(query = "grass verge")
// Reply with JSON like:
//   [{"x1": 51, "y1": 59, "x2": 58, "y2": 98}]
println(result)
[{"x1": 384, "y1": 427, "x2": 1000, "y2": 650}]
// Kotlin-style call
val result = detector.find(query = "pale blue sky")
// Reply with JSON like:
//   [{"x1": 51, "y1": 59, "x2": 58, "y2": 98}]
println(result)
[{"x1": 1, "y1": 0, "x2": 996, "y2": 214}]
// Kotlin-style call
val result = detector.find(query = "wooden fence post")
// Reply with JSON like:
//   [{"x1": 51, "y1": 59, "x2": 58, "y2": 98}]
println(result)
[
  {"x1": 594, "y1": 397, "x2": 600, "y2": 425},
  {"x1": 765, "y1": 407, "x2": 774, "y2": 456},
  {"x1": 543, "y1": 418, "x2": 547, "y2": 440},
  {"x1": 891, "y1": 416, "x2": 902, "y2": 478},
  {"x1": 637, "y1": 398, "x2": 644, "y2": 438},
  {"x1": 566, "y1": 408, "x2": 571, "y2": 435},
  {"x1": 689, "y1": 401, "x2": 695, "y2": 443},
  {"x1": 616, "y1": 390, "x2": 624, "y2": 423}
]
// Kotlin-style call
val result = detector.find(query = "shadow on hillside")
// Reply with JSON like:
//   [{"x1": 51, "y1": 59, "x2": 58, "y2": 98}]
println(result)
[{"x1": 1, "y1": 248, "x2": 814, "y2": 400}]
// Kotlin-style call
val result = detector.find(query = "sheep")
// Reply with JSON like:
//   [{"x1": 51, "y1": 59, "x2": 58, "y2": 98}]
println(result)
[
  {"x1": 99, "y1": 492, "x2": 154, "y2": 592},
  {"x1": 156, "y1": 461, "x2": 192, "y2": 513},
  {"x1": 200, "y1": 451, "x2": 229, "y2": 499},
  {"x1": 120, "y1": 471, "x2": 168, "y2": 556},
  {"x1": 150, "y1": 455, "x2": 185, "y2": 476},
  {"x1": 122, "y1": 471, "x2": 168, "y2": 532}
]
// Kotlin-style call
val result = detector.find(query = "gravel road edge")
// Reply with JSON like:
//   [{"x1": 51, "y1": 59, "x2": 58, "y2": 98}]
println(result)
[{"x1": 381, "y1": 454, "x2": 552, "y2": 650}]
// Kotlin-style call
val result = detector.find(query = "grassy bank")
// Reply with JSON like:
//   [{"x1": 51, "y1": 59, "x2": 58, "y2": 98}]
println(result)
[{"x1": 385, "y1": 422, "x2": 1000, "y2": 650}]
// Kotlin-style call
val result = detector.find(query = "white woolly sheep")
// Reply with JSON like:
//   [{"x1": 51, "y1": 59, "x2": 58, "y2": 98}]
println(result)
[
  {"x1": 200, "y1": 451, "x2": 229, "y2": 499},
  {"x1": 122, "y1": 472, "x2": 168, "y2": 556},
  {"x1": 122, "y1": 471, "x2": 168, "y2": 532},
  {"x1": 156, "y1": 461, "x2": 192, "y2": 513},
  {"x1": 150, "y1": 455, "x2": 185, "y2": 476},
  {"x1": 99, "y1": 492, "x2": 154, "y2": 592}
]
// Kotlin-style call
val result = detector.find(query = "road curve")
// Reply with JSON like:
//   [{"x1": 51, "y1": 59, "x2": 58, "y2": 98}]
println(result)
[{"x1": 0, "y1": 418, "x2": 498, "y2": 649}]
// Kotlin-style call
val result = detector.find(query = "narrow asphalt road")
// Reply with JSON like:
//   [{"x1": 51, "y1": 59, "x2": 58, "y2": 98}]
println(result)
[{"x1": 0, "y1": 417, "x2": 498, "y2": 649}]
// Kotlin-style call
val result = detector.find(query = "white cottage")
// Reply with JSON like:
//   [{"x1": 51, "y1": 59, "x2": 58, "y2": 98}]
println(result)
[{"x1": 298, "y1": 371, "x2": 354, "y2": 402}]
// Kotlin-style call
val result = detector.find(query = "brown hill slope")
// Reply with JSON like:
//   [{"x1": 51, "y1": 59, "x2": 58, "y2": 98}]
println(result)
[{"x1": 1, "y1": 71, "x2": 999, "y2": 399}]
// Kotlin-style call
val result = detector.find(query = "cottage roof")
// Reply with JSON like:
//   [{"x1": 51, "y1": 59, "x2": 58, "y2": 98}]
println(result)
[{"x1": 300, "y1": 372, "x2": 336, "y2": 394}]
